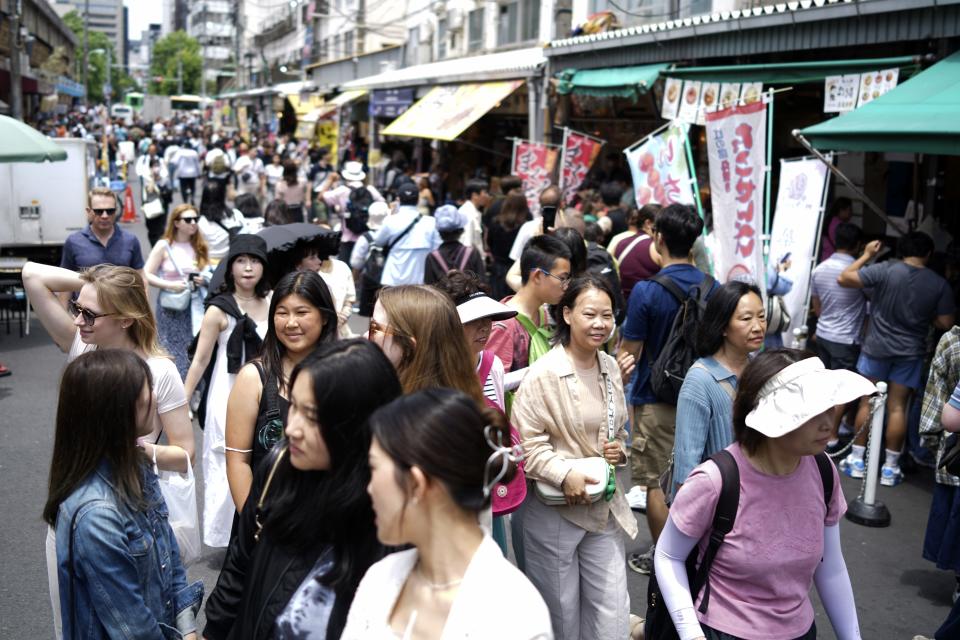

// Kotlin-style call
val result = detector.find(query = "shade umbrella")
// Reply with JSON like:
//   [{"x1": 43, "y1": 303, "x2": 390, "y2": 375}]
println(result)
[{"x1": 0, "y1": 115, "x2": 67, "y2": 163}]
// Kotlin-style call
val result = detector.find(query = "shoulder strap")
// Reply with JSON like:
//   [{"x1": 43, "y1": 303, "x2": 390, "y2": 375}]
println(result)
[
  {"x1": 430, "y1": 249, "x2": 451, "y2": 273},
  {"x1": 814, "y1": 452, "x2": 834, "y2": 508},
  {"x1": 162, "y1": 241, "x2": 185, "y2": 277},
  {"x1": 254, "y1": 447, "x2": 288, "y2": 543},
  {"x1": 477, "y1": 350, "x2": 495, "y2": 385},
  {"x1": 616, "y1": 234, "x2": 647, "y2": 262},
  {"x1": 386, "y1": 214, "x2": 422, "y2": 252},
  {"x1": 457, "y1": 246, "x2": 473, "y2": 272},
  {"x1": 514, "y1": 311, "x2": 538, "y2": 337},
  {"x1": 651, "y1": 272, "x2": 686, "y2": 304},
  {"x1": 687, "y1": 449, "x2": 740, "y2": 614}
]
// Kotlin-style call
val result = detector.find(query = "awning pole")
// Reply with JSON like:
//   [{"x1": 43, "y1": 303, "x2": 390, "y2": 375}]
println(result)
[
  {"x1": 682, "y1": 126, "x2": 704, "y2": 222},
  {"x1": 792, "y1": 130, "x2": 907, "y2": 234},
  {"x1": 624, "y1": 120, "x2": 673, "y2": 152},
  {"x1": 763, "y1": 90, "x2": 774, "y2": 269}
]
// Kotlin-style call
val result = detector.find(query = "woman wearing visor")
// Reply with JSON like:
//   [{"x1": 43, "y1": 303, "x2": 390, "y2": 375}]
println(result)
[{"x1": 654, "y1": 350, "x2": 871, "y2": 640}]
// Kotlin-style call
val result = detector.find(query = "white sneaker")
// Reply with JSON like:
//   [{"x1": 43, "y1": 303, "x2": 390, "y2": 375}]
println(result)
[
  {"x1": 880, "y1": 465, "x2": 903, "y2": 487},
  {"x1": 839, "y1": 453, "x2": 865, "y2": 479},
  {"x1": 626, "y1": 485, "x2": 647, "y2": 511}
]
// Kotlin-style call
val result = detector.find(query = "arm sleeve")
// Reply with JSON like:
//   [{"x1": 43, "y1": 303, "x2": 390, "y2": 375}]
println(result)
[
  {"x1": 486, "y1": 321, "x2": 515, "y2": 372},
  {"x1": 673, "y1": 376, "x2": 712, "y2": 495},
  {"x1": 60, "y1": 240, "x2": 76, "y2": 270},
  {"x1": 512, "y1": 372, "x2": 572, "y2": 488},
  {"x1": 349, "y1": 236, "x2": 369, "y2": 271},
  {"x1": 813, "y1": 524, "x2": 861, "y2": 640},
  {"x1": 73, "y1": 507, "x2": 167, "y2": 639},
  {"x1": 373, "y1": 222, "x2": 390, "y2": 248},
  {"x1": 620, "y1": 285, "x2": 650, "y2": 342},
  {"x1": 938, "y1": 280, "x2": 956, "y2": 316},
  {"x1": 949, "y1": 379, "x2": 960, "y2": 412},
  {"x1": 654, "y1": 517, "x2": 707, "y2": 640},
  {"x1": 857, "y1": 262, "x2": 885, "y2": 289}
]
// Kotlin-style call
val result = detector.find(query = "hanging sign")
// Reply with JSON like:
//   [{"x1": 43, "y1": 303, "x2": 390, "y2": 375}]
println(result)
[
  {"x1": 739, "y1": 82, "x2": 764, "y2": 105},
  {"x1": 824, "y1": 75, "x2": 860, "y2": 112},
  {"x1": 624, "y1": 124, "x2": 695, "y2": 208},
  {"x1": 512, "y1": 139, "x2": 559, "y2": 216},
  {"x1": 661, "y1": 77, "x2": 682, "y2": 120},
  {"x1": 559, "y1": 128, "x2": 604, "y2": 205},
  {"x1": 678, "y1": 81, "x2": 702, "y2": 124},
  {"x1": 705, "y1": 101, "x2": 767, "y2": 285},
  {"x1": 719, "y1": 83, "x2": 741, "y2": 110},
  {"x1": 768, "y1": 157, "x2": 831, "y2": 344}
]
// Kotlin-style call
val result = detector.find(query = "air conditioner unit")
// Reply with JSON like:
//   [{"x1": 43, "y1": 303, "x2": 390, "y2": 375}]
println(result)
[
  {"x1": 419, "y1": 18, "x2": 435, "y2": 41},
  {"x1": 448, "y1": 8, "x2": 464, "y2": 30}
]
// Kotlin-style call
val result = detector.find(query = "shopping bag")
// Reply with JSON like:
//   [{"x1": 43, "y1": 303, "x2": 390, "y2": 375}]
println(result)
[{"x1": 153, "y1": 447, "x2": 202, "y2": 566}]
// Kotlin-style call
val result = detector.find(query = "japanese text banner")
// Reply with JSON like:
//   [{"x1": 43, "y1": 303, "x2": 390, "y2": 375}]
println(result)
[
  {"x1": 560, "y1": 129, "x2": 604, "y2": 205},
  {"x1": 705, "y1": 101, "x2": 767, "y2": 285},
  {"x1": 624, "y1": 124, "x2": 695, "y2": 208},
  {"x1": 512, "y1": 140, "x2": 559, "y2": 216}
]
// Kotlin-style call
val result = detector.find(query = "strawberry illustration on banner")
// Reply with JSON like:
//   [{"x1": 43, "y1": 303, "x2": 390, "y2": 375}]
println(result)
[
  {"x1": 624, "y1": 124, "x2": 695, "y2": 208},
  {"x1": 559, "y1": 128, "x2": 605, "y2": 206},
  {"x1": 511, "y1": 139, "x2": 560, "y2": 216}
]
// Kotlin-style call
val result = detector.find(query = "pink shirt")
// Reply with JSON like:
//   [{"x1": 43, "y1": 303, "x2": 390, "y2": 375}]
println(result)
[
  {"x1": 669, "y1": 443, "x2": 846, "y2": 639},
  {"x1": 487, "y1": 296, "x2": 541, "y2": 373}
]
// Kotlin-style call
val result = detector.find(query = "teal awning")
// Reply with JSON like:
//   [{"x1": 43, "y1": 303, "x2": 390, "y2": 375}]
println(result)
[
  {"x1": 557, "y1": 63, "x2": 670, "y2": 100},
  {"x1": 800, "y1": 51, "x2": 960, "y2": 156},
  {"x1": 664, "y1": 56, "x2": 921, "y2": 85},
  {"x1": 0, "y1": 115, "x2": 67, "y2": 163}
]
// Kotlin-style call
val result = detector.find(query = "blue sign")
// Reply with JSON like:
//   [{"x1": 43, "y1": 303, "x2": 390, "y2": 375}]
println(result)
[
  {"x1": 370, "y1": 88, "x2": 415, "y2": 118},
  {"x1": 109, "y1": 180, "x2": 126, "y2": 191}
]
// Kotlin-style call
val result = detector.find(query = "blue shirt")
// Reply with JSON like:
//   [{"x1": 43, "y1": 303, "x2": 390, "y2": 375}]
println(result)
[
  {"x1": 673, "y1": 356, "x2": 737, "y2": 497},
  {"x1": 373, "y1": 206, "x2": 441, "y2": 286},
  {"x1": 61, "y1": 225, "x2": 145, "y2": 272},
  {"x1": 622, "y1": 263, "x2": 717, "y2": 405}
]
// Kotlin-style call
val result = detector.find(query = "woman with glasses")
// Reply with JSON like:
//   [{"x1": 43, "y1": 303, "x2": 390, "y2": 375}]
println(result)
[
  {"x1": 22, "y1": 261, "x2": 195, "y2": 638},
  {"x1": 223, "y1": 270, "x2": 338, "y2": 523},
  {"x1": 511, "y1": 274, "x2": 636, "y2": 640},
  {"x1": 144, "y1": 203, "x2": 211, "y2": 379},
  {"x1": 204, "y1": 340, "x2": 400, "y2": 640},
  {"x1": 183, "y1": 236, "x2": 272, "y2": 549},
  {"x1": 341, "y1": 388, "x2": 552, "y2": 639},
  {"x1": 366, "y1": 285, "x2": 483, "y2": 404}
]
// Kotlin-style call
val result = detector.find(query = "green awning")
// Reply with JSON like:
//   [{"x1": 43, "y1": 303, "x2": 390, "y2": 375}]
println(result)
[
  {"x1": 0, "y1": 115, "x2": 67, "y2": 163},
  {"x1": 664, "y1": 56, "x2": 921, "y2": 85},
  {"x1": 800, "y1": 52, "x2": 960, "y2": 156},
  {"x1": 557, "y1": 63, "x2": 669, "y2": 100}
]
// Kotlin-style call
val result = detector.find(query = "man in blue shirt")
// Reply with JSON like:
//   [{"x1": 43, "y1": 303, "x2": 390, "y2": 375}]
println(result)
[
  {"x1": 619, "y1": 204, "x2": 715, "y2": 574},
  {"x1": 373, "y1": 182, "x2": 440, "y2": 286},
  {"x1": 60, "y1": 187, "x2": 145, "y2": 275}
]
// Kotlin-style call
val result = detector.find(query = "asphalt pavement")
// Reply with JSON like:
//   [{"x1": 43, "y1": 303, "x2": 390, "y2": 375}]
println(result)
[{"x1": 0, "y1": 204, "x2": 955, "y2": 638}]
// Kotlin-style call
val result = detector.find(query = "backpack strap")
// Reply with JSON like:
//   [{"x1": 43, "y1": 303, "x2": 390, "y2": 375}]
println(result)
[
  {"x1": 477, "y1": 350, "x2": 495, "y2": 386},
  {"x1": 686, "y1": 449, "x2": 740, "y2": 614},
  {"x1": 385, "y1": 214, "x2": 422, "y2": 254},
  {"x1": 430, "y1": 249, "x2": 451, "y2": 273},
  {"x1": 650, "y1": 272, "x2": 686, "y2": 304},
  {"x1": 814, "y1": 452, "x2": 835, "y2": 508},
  {"x1": 457, "y1": 246, "x2": 473, "y2": 272},
  {"x1": 615, "y1": 233, "x2": 647, "y2": 262}
]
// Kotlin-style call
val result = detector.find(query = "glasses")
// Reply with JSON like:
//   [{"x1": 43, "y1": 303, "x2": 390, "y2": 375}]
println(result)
[
  {"x1": 178, "y1": 216, "x2": 199, "y2": 223},
  {"x1": 368, "y1": 318, "x2": 403, "y2": 339},
  {"x1": 67, "y1": 300, "x2": 117, "y2": 327},
  {"x1": 537, "y1": 268, "x2": 571, "y2": 287},
  {"x1": 90, "y1": 208, "x2": 117, "y2": 217}
]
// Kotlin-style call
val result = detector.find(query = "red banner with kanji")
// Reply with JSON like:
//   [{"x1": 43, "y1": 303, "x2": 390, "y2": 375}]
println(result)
[
  {"x1": 560, "y1": 129, "x2": 604, "y2": 205},
  {"x1": 512, "y1": 140, "x2": 559, "y2": 215}
]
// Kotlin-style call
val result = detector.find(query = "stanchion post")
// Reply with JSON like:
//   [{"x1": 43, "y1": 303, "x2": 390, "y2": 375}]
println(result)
[{"x1": 846, "y1": 382, "x2": 891, "y2": 527}]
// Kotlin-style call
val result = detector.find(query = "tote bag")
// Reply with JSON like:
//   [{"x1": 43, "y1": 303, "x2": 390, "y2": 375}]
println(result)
[{"x1": 153, "y1": 447, "x2": 201, "y2": 566}]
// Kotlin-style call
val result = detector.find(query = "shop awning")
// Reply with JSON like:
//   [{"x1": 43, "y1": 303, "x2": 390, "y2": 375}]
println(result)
[
  {"x1": 303, "y1": 89, "x2": 368, "y2": 121},
  {"x1": 556, "y1": 63, "x2": 669, "y2": 99},
  {"x1": 665, "y1": 56, "x2": 922, "y2": 85},
  {"x1": 286, "y1": 93, "x2": 324, "y2": 116},
  {"x1": 799, "y1": 52, "x2": 960, "y2": 156},
  {"x1": 382, "y1": 80, "x2": 523, "y2": 141}
]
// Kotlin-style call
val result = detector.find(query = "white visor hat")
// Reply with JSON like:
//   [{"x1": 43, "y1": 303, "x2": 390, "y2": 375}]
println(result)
[
  {"x1": 457, "y1": 293, "x2": 517, "y2": 324},
  {"x1": 745, "y1": 357, "x2": 877, "y2": 438}
]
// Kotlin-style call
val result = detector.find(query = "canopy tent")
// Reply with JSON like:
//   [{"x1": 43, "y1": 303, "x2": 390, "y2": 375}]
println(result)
[
  {"x1": 302, "y1": 89, "x2": 368, "y2": 122},
  {"x1": 381, "y1": 80, "x2": 523, "y2": 141},
  {"x1": 799, "y1": 51, "x2": 960, "y2": 156},
  {"x1": 556, "y1": 63, "x2": 670, "y2": 99},
  {"x1": 664, "y1": 56, "x2": 921, "y2": 85},
  {"x1": 0, "y1": 115, "x2": 67, "y2": 163}
]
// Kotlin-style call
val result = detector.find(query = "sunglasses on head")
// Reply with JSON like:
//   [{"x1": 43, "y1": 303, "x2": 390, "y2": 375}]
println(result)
[
  {"x1": 67, "y1": 300, "x2": 116, "y2": 327},
  {"x1": 90, "y1": 207, "x2": 117, "y2": 217}
]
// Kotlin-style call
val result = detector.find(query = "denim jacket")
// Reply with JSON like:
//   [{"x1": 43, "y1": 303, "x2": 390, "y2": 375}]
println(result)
[{"x1": 55, "y1": 460, "x2": 203, "y2": 639}]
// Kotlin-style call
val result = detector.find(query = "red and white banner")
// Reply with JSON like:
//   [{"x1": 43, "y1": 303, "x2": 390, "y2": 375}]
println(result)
[
  {"x1": 624, "y1": 124, "x2": 695, "y2": 208},
  {"x1": 560, "y1": 129, "x2": 604, "y2": 205},
  {"x1": 512, "y1": 139, "x2": 559, "y2": 216},
  {"x1": 705, "y1": 101, "x2": 767, "y2": 284}
]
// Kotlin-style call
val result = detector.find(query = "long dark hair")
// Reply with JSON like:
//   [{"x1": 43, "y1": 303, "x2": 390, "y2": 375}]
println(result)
[
  {"x1": 199, "y1": 180, "x2": 229, "y2": 223},
  {"x1": 696, "y1": 281, "x2": 763, "y2": 357},
  {"x1": 371, "y1": 388, "x2": 516, "y2": 513},
  {"x1": 259, "y1": 270, "x2": 338, "y2": 394},
  {"x1": 221, "y1": 253, "x2": 270, "y2": 298},
  {"x1": 44, "y1": 350, "x2": 152, "y2": 525},
  {"x1": 733, "y1": 348, "x2": 806, "y2": 454},
  {"x1": 259, "y1": 340, "x2": 402, "y2": 624}
]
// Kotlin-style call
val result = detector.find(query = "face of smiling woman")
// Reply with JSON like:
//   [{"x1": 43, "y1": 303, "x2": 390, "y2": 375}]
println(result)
[
  {"x1": 274, "y1": 293, "x2": 325, "y2": 355},
  {"x1": 562, "y1": 286, "x2": 614, "y2": 354}
]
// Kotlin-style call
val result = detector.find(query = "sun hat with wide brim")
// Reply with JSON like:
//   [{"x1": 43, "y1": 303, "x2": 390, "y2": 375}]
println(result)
[
  {"x1": 456, "y1": 292, "x2": 518, "y2": 324},
  {"x1": 340, "y1": 160, "x2": 365, "y2": 183},
  {"x1": 745, "y1": 357, "x2": 877, "y2": 439}
]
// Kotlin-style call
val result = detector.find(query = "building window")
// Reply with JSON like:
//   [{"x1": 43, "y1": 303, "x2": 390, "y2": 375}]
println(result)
[
  {"x1": 437, "y1": 17, "x2": 447, "y2": 58},
  {"x1": 332, "y1": 33, "x2": 340, "y2": 58},
  {"x1": 406, "y1": 26, "x2": 419, "y2": 66},
  {"x1": 468, "y1": 8, "x2": 484, "y2": 51},
  {"x1": 344, "y1": 31, "x2": 354, "y2": 56},
  {"x1": 521, "y1": 0, "x2": 540, "y2": 41},
  {"x1": 497, "y1": 2, "x2": 517, "y2": 46}
]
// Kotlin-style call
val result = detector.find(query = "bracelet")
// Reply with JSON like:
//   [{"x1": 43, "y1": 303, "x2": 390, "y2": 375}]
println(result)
[{"x1": 225, "y1": 446, "x2": 253, "y2": 453}]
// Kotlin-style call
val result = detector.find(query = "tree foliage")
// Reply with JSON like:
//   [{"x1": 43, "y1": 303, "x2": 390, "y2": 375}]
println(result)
[
  {"x1": 148, "y1": 31, "x2": 203, "y2": 95},
  {"x1": 61, "y1": 11, "x2": 136, "y2": 103}
]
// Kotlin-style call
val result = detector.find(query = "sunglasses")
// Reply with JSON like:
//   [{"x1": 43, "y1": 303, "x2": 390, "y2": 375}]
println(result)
[
  {"x1": 368, "y1": 318, "x2": 403, "y2": 339},
  {"x1": 67, "y1": 300, "x2": 117, "y2": 327},
  {"x1": 90, "y1": 208, "x2": 117, "y2": 217},
  {"x1": 178, "y1": 216, "x2": 199, "y2": 223}
]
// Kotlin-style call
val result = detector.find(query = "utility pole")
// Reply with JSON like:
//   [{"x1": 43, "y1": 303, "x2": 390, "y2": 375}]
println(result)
[
  {"x1": 9, "y1": 0, "x2": 23, "y2": 120},
  {"x1": 82, "y1": 0, "x2": 89, "y2": 107},
  {"x1": 356, "y1": 0, "x2": 365, "y2": 55},
  {"x1": 177, "y1": 55, "x2": 183, "y2": 94},
  {"x1": 235, "y1": 0, "x2": 244, "y2": 88},
  {"x1": 106, "y1": 46, "x2": 112, "y2": 102}
]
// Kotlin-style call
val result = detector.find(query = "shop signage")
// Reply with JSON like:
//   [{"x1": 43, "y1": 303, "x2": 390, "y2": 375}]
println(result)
[
  {"x1": 719, "y1": 83, "x2": 741, "y2": 110},
  {"x1": 768, "y1": 156, "x2": 831, "y2": 344},
  {"x1": 511, "y1": 139, "x2": 559, "y2": 216},
  {"x1": 739, "y1": 83, "x2": 764, "y2": 106},
  {"x1": 624, "y1": 124, "x2": 695, "y2": 208},
  {"x1": 661, "y1": 78, "x2": 682, "y2": 120},
  {"x1": 559, "y1": 128, "x2": 605, "y2": 206},
  {"x1": 705, "y1": 101, "x2": 767, "y2": 285},
  {"x1": 677, "y1": 80, "x2": 701, "y2": 124},
  {"x1": 370, "y1": 88, "x2": 415, "y2": 118},
  {"x1": 856, "y1": 68, "x2": 899, "y2": 108},
  {"x1": 823, "y1": 75, "x2": 860, "y2": 112}
]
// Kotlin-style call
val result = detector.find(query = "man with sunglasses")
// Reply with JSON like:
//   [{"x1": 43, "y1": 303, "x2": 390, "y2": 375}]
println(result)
[{"x1": 60, "y1": 187, "x2": 145, "y2": 278}]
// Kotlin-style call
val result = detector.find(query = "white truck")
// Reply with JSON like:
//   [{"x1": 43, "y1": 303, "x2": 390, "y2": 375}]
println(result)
[{"x1": 0, "y1": 138, "x2": 98, "y2": 265}]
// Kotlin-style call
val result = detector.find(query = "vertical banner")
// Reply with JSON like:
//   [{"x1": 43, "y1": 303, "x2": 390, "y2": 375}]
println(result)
[
  {"x1": 624, "y1": 124, "x2": 696, "y2": 208},
  {"x1": 237, "y1": 105, "x2": 249, "y2": 143},
  {"x1": 316, "y1": 109, "x2": 341, "y2": 170},
  {"x1": 768, "y1": 157, "x2": 830, "y2": 344},
  {"x1": 705, "y1": 101, "x2": 767, "y2": 285},
  {"x1": 560, "y1": 128, "x2": 604, "y2": 205},
  {"x1": 512, "y1": 139, "x2": 559, "y2": 215}
]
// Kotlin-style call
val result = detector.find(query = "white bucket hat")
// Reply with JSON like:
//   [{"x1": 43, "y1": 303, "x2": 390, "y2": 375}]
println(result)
[
  {"x1": 340, "y1": 160, "x2": 366, "y2": 183},
  {"x1": 366, "y1": 201, "x2": 389, "y2": 230},
  {"x1": 456, "y1": 292, "x2": 517, "y2": 324},
  {"x1": 745, "y1": 357, "x2": 877, "y2": 438}
]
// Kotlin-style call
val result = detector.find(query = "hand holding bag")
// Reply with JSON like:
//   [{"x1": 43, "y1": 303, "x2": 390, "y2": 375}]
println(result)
[{"x1": 152, "y1": 446, "x2": 201, "y2": 566}]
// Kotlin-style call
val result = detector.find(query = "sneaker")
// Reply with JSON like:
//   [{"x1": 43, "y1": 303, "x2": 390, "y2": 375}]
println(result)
[
  {"x1": 880, "y1": 465, "x2": 903, "y2": 487},
  {"x1": 909, "y1": 450, "x2": 937, "y2": 469},
  {"x1": 628, "y1": 545, "x2": 655, "y2": 575},
  {"x1": 626, "y1": 485, "x2": 647, "y2": 512},
  {"x1": 839, "y1": 453, "x2": 865, "y2": 479}
]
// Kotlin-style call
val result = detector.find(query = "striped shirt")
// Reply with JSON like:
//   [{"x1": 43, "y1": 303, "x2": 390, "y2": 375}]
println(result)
[
  {"x1": 810, "y1": 252, "x2": 867, "y2": 344},
  {"x1": 478, "y1": 352, "x2": 506, "y2": 411}
]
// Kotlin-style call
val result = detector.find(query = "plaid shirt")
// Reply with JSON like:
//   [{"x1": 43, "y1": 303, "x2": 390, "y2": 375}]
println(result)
[{"x1": 920, "y1": 326, "x2": 960, "y2": 486}]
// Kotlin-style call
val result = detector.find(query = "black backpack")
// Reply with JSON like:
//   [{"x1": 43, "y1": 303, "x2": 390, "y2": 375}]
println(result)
[
  {"x1": 647, "y1": 272, "x2": 715, "y2": 404},
  {"x1": 644, "y1": 450, "x2": 835, "y2": 640},
  {"x1": 345, "y1": 186, "x2": 375, "y2": 234},
  {"x1": 361, "y1": 231, "x2": 386, "y2": 285}
]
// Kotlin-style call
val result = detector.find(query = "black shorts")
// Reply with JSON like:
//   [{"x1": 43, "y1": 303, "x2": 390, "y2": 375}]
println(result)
[{"x1": 815, "y1": 336, "x2": 860, "y2": 372}]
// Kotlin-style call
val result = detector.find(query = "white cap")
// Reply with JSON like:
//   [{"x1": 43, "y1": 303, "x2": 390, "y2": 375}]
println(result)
[{"x1": 456, "y1": 293, "x2": 517, "y2": 324}]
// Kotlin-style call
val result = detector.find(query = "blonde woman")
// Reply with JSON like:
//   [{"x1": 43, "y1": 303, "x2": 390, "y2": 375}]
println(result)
[
  {"x1": 22, "y1": 261, "x2": 194, "y2": 639},
  {"x1": 144, "y1": 203, "x2": 211, "y2": 378}
]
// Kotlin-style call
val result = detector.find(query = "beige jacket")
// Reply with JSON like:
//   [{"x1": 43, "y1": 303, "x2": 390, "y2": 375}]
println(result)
[{"x1": 513, "y1": 344, "x2": 638, "y2": 537}]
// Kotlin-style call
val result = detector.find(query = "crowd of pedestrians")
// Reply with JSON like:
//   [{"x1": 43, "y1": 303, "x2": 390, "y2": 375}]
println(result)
[{"x1": 19, "y1": 106, "x2": 960, "y2": 640}]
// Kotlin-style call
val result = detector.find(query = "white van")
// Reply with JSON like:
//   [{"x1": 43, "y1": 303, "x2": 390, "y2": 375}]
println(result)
[{"x1": 110, "y1": 103, "x2": 134, "y2": 125}]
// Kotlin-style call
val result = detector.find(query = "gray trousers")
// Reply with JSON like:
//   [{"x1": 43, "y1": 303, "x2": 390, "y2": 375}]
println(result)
[{"x1": 521, "y1": 495, "x2": 630, "y2": 640}]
